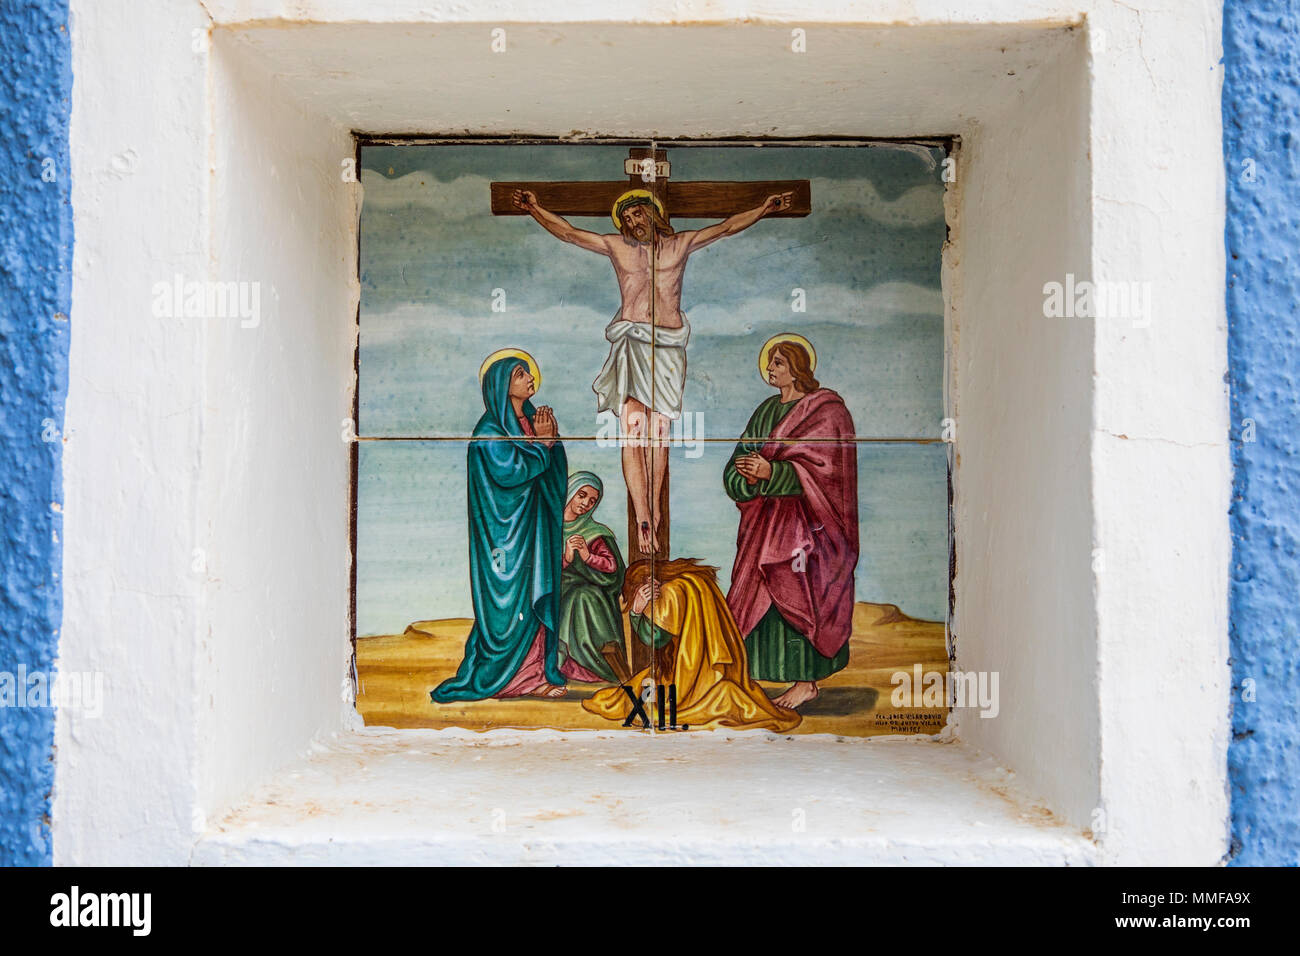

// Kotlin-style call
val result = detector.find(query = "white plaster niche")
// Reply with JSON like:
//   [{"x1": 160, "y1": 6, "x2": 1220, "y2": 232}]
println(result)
[{"x1": 59, "y1": 4, "x2": 1228, "y2": 866}]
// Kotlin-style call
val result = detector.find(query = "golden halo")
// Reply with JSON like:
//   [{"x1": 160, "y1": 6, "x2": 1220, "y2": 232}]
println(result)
[
  {"x1": 758, "y1": 333, "x2": 817, "y2": 382},
  {"x1": 479, "y1": 347, "x2": 541, "y2": 391},
  {"x1": 611, "y1": 189, "x2": 666, "y2": 230}
]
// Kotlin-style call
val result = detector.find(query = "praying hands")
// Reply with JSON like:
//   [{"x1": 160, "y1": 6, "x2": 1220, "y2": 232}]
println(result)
[
  {"x1": 533, "y1": 405, "x2": 558, "y2": 444},
  {"x1": 734, "y1": 452, "x2": 773, "y2": 484},
  {"x1": 563, "y1": 533, "x2": 590, "y2": 564}
]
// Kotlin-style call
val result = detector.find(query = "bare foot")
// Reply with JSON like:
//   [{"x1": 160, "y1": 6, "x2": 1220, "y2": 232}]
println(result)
[
  {"x1": 636, "y1": 517, "x2": 656, "y2": 555},
  {"x1": 772, "y1": 681, "x2": 819, "y2": 710},
  {"x1": 530, "y1": 683, "x2": 566, "y2": 699}
]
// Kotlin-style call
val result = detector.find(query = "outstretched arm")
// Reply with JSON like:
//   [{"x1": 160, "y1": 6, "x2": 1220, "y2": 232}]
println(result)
[
  {"x1": 687, "y1": 191, "x2": 794, "y2": 252},
  {"x1": 512, "y1": 189, "x2": 610, "y2": 255}
]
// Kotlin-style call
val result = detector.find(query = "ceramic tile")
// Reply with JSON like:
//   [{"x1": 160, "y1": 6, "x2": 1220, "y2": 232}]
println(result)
[
  {"x1": 356, "y1": 438, "x2": 641, "y2": 731},
  {"x1": 357, "y1": 141, "x2": 660, "y2": 439},
  {"x1": 660, "y1": 439, "x2": 951, "y2": 736},
  {"x1": 647, "y1": 144, "x2": 947, "y2": 440}
]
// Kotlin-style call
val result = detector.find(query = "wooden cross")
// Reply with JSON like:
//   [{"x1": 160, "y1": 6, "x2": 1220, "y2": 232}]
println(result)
[{"x1": 490, "y1": 147, "x2": 810, "y2": 567}]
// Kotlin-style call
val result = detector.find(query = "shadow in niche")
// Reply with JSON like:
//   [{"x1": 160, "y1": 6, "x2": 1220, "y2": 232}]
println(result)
[
  {"x1": 764, "y1": 686, "x2": 881, "y2": 717},
  {"x1": 526, "y1": 685, "x2": 884, "y2": 721}
]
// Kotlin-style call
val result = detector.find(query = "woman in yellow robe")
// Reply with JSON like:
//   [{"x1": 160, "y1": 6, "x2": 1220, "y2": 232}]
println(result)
[{"x1": 583, "y1": 559, "x2": 801, "y2": 733}]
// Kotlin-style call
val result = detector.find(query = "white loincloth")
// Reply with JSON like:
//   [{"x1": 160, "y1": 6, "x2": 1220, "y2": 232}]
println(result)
[{"x1": 591, "y1": 309, "x2": 690, "y2": 420}]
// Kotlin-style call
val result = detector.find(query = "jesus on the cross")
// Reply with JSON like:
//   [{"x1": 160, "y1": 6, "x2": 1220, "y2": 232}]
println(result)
[{"x1": 511, "y1": 185, "x2": 794, "y2": 554}]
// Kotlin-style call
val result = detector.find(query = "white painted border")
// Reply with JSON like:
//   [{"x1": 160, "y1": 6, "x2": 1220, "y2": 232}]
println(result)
[{"x1": 58, "y1": 1, "x2": 1228, "y2": 865}]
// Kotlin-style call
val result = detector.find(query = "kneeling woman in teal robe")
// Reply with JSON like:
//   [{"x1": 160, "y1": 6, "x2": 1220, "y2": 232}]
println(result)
[
  {"x1": 430, "y1": 355, "x2": 569, "y2": 702},
  {"x1": 557, "y1": 472, "x2": 630, "y2": 684}
]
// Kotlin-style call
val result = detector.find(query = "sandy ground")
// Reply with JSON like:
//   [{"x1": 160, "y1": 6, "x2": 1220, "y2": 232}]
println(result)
[{"x1": 356, "y1": 602, "x2": 949, "y2": 736}]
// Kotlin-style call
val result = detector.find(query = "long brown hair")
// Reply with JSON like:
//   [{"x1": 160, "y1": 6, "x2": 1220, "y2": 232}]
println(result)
[
  {"x1": 618, "y1": 203, "x2": 675, "y2": 242},
  {"x1": 772, "y1": 341, "x2": 819, "y2": 393},
  {"x1": 621, "y1": 558, "x2": 718, "y2": 608}
]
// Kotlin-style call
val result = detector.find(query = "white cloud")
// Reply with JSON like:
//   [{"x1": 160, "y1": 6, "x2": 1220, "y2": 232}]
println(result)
[
  {"x1": 685, "y1": 281, "x2": 943, "y2": 339},
  {"x1": 811, "y1": 178, "x2": 945, "y2": 227},
  {"x1": 360, "y1": 299, "x2": 617, "y2": 345},
  {"x1": 361, "y1": 280, "x2": 941, "y2": 351},
  {"x1": 361, "y1": 171, "x2": 515, "y2": 223}
]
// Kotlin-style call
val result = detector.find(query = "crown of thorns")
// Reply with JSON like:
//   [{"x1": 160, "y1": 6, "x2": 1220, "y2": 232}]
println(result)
[{"x1": 611, "y1": 190, "x2": 665, "y2": 229}]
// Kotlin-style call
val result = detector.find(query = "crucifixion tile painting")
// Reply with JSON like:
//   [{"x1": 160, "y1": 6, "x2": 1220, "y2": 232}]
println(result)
[{"x1": 354, "y1": 140, "x2": 951, "y2": 736}]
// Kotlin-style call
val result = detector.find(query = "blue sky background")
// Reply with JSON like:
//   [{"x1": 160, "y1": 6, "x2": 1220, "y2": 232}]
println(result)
[{"x1": 355, "y1": 142, "x2": 948, "y2": 634}]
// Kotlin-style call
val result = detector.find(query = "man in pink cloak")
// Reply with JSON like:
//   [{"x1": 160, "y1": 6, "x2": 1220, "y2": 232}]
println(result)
[{"x1": 724, "y1": 339, "x2": 859, "y2": 710}]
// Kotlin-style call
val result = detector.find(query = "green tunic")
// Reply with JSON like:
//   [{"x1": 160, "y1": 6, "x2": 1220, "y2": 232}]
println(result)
[
  {"x1": 724, "y1": 394, "x2": 850, "y2": 682},
  {"x1": 630, "y1": 610, "x2": 675, "y2": 649},
  {"x1": 557, "y1": 471, "x2": 626, "y2": 682},
  {"x1": 723, "y1": 396, "x2": 806, "y2": 503},
  {"x1": 558, "y1": 532, "x2": 626, "y2": 681}
]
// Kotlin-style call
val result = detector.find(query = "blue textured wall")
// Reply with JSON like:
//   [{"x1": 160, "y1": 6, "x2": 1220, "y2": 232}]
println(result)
[
  {"x1": 0, "y1": 0, "x2": 70, "y2": 866},
  {"x1": 1224, "y1": 0, "x2": 1300, "y2": 866}
]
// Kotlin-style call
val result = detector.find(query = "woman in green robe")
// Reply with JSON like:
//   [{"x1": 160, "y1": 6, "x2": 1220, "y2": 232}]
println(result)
[{"x1": 557, "y1": 472, "x2": 631, "y2": 684}]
